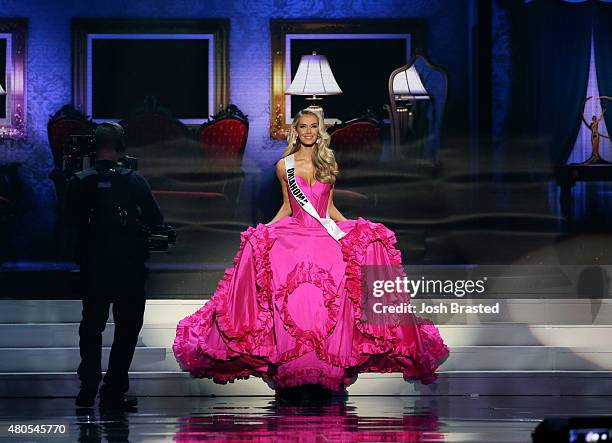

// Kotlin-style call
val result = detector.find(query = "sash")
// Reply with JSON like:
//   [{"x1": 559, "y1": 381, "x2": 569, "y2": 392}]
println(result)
[{"x1": 285, "y1": 153, "x2": 347, "y2": 242}]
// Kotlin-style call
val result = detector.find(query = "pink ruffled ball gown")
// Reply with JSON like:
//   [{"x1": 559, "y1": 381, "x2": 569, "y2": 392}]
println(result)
[{"x1": 173, "y1": 164, "x2": 449, "y2": 392}]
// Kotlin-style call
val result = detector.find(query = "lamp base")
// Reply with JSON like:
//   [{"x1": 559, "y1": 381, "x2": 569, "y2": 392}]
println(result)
[{"x1": 305, "y1": 104, "x2": 324, "y2": 122}]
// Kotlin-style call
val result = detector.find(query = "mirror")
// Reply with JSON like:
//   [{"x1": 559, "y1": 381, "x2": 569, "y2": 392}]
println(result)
[{"x1": 386, "y1": 53, "x2": 447, "y2": 162}]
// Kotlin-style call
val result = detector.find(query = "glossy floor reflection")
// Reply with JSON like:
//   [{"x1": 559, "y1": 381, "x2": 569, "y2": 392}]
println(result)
[{"x1": 0, "y1": 395, "x2": 611, "y2": 442}]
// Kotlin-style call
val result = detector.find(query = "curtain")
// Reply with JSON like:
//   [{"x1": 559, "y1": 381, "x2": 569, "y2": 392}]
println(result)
[
  {"x1": 565, "y1": 34, "x2": 612, "y2": 225},
  {"x1": 594, "y1": 1, "x2": 612, "y2": 135},
  {"x1": 524, "y1": 0, "x2": 592, "y2": 165}
]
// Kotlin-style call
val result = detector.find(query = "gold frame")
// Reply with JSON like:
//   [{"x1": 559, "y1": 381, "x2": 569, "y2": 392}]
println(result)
[
  {"x1": 270, "y1": 19, "x2": 424, "y2": 139},
  {"x1": 0, "y1": 18, "x2": 27, "y2": 139},
  {"x1": 72, "y1": 18, "x2": 229, "y2": 120}
]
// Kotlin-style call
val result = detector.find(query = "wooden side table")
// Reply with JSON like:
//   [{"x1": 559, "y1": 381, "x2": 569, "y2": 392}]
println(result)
[{"x1": 554, "y1": 163, "x2": 612, "y2": 229}]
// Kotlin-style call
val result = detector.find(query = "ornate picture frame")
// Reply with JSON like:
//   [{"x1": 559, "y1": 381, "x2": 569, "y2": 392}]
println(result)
[
  {"x1": 270, "y1": 19, "x2": 424, "y2": 140},
  {"x1": 72, "y1": 18, "x2": 229, "y2": 124},
  {"x1": 0, "y1": 18, "x2": 27, "y2": 140}
]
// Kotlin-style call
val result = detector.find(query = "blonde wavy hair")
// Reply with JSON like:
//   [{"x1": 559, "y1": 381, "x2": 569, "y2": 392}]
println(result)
[{"x1": 280, "y1": 109, "x2": 338, "y2": 184}]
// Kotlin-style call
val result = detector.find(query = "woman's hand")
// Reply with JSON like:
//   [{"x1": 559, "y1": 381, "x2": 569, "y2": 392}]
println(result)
[{"x1": 327, "y1": 184, "x2": 347, "y2": 222}]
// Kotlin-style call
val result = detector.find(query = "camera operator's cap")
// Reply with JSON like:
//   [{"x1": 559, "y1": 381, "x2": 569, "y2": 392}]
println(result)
[
  {"x1": 95, "y1": 122, "x2": 126, "y2": 152},
  {"x1": 95, "y1": 122, "x2": 125, "y2": 136}
]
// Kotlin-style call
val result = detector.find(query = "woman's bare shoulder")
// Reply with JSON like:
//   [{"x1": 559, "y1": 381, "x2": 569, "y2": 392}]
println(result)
[
  {"x1": 276, "y1": 157, "x2": 287, "y2": 171},
  {"x1": 276, "y1": 157, "x2": 287, "y2": 180}
]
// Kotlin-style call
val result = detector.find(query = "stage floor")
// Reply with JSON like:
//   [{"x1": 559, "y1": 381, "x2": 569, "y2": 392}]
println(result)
[{"x1": 0, "y1": 395, "x2": 610, "y2": 442}]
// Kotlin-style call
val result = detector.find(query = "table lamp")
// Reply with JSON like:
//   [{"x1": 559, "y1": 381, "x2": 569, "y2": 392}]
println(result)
[
  {"x1": 285, "y1": 51, "x2": 342, "y2": 122},
  {"x1": 392, "y1": 64, "x2": 429, "y2": 131}
]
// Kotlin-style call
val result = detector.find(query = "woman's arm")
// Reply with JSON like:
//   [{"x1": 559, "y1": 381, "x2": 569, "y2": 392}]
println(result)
[
  {"x1": 327, "y1": 186, "x2": 347, "y2": 222},
  {"x1": 328, "y1": 161, "x2": 347, "y2": 222},
  {"x1": 266, "y1": 160, "x2": 293, "y2": 225},
  {"x1": 599, "y1": 109, "x2": 607, "y2": 122}
]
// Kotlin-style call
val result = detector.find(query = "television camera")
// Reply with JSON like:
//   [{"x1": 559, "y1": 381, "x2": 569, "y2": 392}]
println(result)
[{"x1": 63, "y1": 134, "x2": 176, "y2": 253}]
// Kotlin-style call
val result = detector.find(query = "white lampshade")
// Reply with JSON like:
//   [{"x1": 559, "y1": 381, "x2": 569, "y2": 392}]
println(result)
[
  {"x1": 286, "y1": 52, "x2": 342, "y2": 96},
  {"x1": 392, "y1": 65, "x2": 429, "y2": 101}
]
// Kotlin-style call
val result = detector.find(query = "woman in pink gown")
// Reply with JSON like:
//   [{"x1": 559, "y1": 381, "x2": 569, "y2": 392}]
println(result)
[{"x1": 173, "y1": 109, "x2": 449, "y2": 394}]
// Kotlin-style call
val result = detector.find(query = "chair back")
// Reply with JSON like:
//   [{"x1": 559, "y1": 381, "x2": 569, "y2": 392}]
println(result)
[
  {"x1": 120, "y1": 111, "x2": 190, "y2": 149},
  {"x1": 47, "y1": 105, "x2": 94, "y2": 170},
  {"x1": 329, "y1": 114, "x2": 382, "y2": 167},
  {"x1": 197, "y1": 104, "x2": 249, "y2": 159}
]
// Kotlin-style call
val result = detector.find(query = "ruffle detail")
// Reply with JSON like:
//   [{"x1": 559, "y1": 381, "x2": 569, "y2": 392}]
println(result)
[
  {"x1": 173, "y1": 298, "x2": 218, "y2": 369},
  {"x1": 339, "y1": 216, "x2": 402, "y2": 340},
  {"x1": 173, "y1": 216, "x2": 449, "y2": 388},
  {"x1": 270, "y1": 368, "x2": 353, "y2": 392},
  {"x1": 275, "y1": 261, "x2": 340, "y2": 346},
  {"x1": 389, "y1": 318, "x2": 450, "y2": 385},
  {"x1": 269, "y1": 261, "x2": 346, "y2": 365},
  {"x1": 173, "y1": 223, "x2": 276, "y2": 384},
  {"x1": 213, "y1": 223, "x2": 276, "y2": 356},
  {"x1": 338, "y1": 217, "x2": 449, "y2": 384}
]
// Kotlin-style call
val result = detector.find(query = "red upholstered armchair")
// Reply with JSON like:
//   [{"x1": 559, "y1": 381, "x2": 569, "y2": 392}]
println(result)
[
  {"x1": 196, "y1": 104, "x2": 249, "y2": 206},
  {"x1": 119, "y1": 101, "x2": 249, "y2": 226},
  {"x1": 118, "y1": 100, "x2": 234, "y2": 227},
  {"x1": 328, "y1": 113, "x2": 382, "y2": 169},
  {"x1": 119, "y1": 97, "x2": 189, "y2": 155},
  {"x1": 328, "y1": 113, "x2": 383, "y2": 208},
  {"x1": 47, "y1": 105, "x2": 95, "y2": 196},
  {"x1": 197, "y1": 104, "x2": 248, "y2": 159},
  {"x1": 120, "y1": 109, "x2": 190, "y2": 151},
  {"x1": 119, "y1": 100, "x2": 196, "y2": 195}
]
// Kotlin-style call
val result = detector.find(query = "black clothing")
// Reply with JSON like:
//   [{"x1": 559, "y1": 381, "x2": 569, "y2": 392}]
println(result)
[
  {"x1": 64, "y1": 160, "x2": 163, "y2": 264},
  {"x1": 76, "y1": 263, "x2": 147, "y2": 391},
  {"x1": 116, "y1": 155, "x2": 138, "y2": 171},
  {"x1": 64, "y1": 159, "x2": 163, "y2": 395},
  {"x1": 75, "y1": 385, "x2": 97, "y2": 408}
]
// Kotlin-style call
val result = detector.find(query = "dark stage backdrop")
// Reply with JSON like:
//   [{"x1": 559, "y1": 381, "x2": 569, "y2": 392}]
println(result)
[
  {"x1": 0, "y1": 38, "x2": 6, "y2": 120},
  {"x1": 92, "y1": 38, "x2": 210, "y2": 119},
  {"x1": 290, "y1": 38, "x2": 407, "y2": 122},
  {"x1": 594, "y1": 1, "x2": 612, "y2": 137},
  {"x1": 0, "y1": 1, "x2": 479, "y2": 303}
]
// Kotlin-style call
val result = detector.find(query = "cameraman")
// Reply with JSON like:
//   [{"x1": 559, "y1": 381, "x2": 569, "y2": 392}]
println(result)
[{"x1": 64, "y1": 122, "x2": 163, "y2": 409}]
